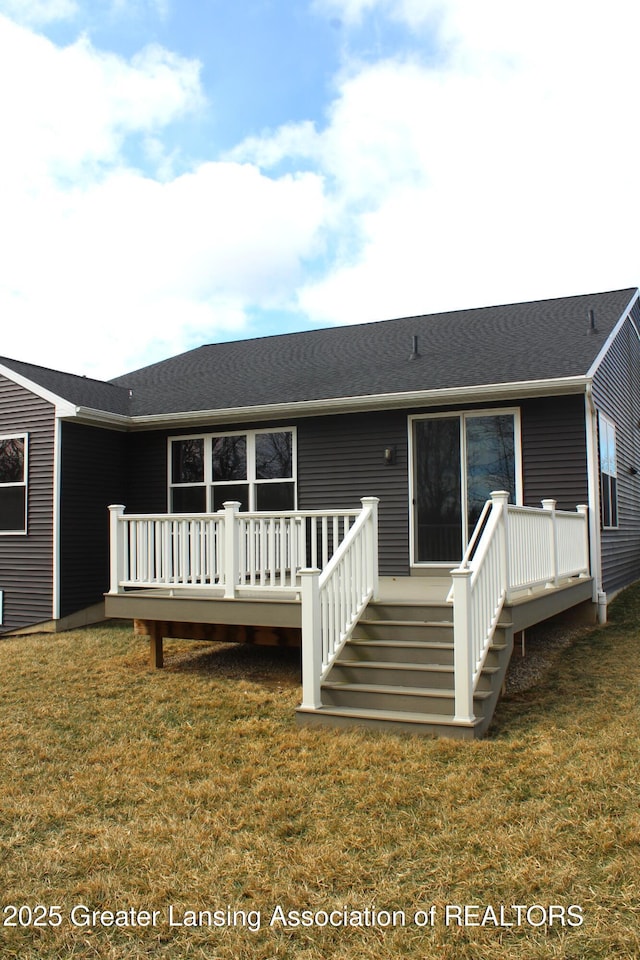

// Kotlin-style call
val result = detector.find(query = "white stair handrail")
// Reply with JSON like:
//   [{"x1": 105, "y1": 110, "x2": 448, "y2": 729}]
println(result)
[
  {"x1": 451, "y1": 492, "x2": 508, "y2": 722},
  {"x1": 300, "y1": 497, "x2": 379, "y2": 710},
  {"x1": 451, "y1": 491, "x2": 590, "y2": 723}
]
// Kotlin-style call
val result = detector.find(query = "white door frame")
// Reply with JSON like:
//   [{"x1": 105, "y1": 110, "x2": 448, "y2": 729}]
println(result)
[{"x1": 408, "y1": 407, "x2": 523, "y2": 567}]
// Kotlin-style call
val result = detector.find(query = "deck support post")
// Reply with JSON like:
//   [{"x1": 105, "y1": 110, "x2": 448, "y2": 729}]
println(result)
[
  {"x1": 541, "y1": 498, "x2": 559, "y2": 587},
  {"x1": 300, "y1": 568, "x2": 322, "y2": 709},
  {"x1": 108, "y1": 505, "x2": 126, "y2": 594},
  {"x1": 451, "y1": 566, "x2": 474, "y2": 723},
  {"x1": 149, "y1": 622, "x2": 164, "y2": 669},
  {"x1": 223, "y1": 501, "x2": 241, "y2": 599}
]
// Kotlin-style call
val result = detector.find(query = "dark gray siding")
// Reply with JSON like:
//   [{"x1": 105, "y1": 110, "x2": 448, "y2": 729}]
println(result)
[
  {"x1": 295, "y1": 399, "x2": 590, "y2": 574},
  {"x1": 592, "y1": 306, "x2": 640, "y2": 594},
  {"x1": 520, "y1": 395, "x2": 588, "y2": 510},
  {"x1": 120, "y1": 400, "x2": 593, "y2": 579},
  {"x1": 297, "y1": 412, "x2": 410, "y2": 576},
  {"x1": 124, "y1": 430, "x2": 172, "y2": 513},
  {"x1": 59, "y1": 422, "x2": 127, "y2": 617},
  {"x1": 0, "y1": 375, "x2": 55, "y2": 632},
  {"x1": 121, "y1": 415, "x2": 410, "y2": 576}
]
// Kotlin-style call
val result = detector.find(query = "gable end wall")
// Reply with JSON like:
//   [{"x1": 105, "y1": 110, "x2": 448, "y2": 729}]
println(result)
[
  {"x1": 591, "y1": 306, "x2": 640, "y2": 594},
  {"x1": 0, "y1": 374, "x2": 55, "y2": 632}
]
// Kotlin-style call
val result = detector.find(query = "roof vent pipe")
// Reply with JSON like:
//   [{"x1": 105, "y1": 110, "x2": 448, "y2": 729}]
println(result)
[
  {"x1": 588, "y1": 309, "x2": 598, "y2": 334},
  {"x1": 409, "y1": 335, "x2": 421, "y2": 360}
]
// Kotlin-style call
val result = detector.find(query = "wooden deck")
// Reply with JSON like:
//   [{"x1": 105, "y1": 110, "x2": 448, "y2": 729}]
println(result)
[
  {"x1": 106, "y1": 497, "x2": 595, "y2": 737},
  {"x1": 105, "y1": 573, "x2": 595, "y2": 735},
  {"x1": 105, "y1": 574, "x2": 595, "y2": 653},
  {"x1": 104, "y1": 574, "x2": 453, "y2": 632}
]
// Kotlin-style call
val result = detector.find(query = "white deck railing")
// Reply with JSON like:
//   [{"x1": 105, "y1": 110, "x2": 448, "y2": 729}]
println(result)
[
  {"x1": 109, "y1": 497, "x2": 379, "y2": 713},
  {"x1": 300, "y1": 497, "x2": 379, "y2": 709},
  {"x1": 108, "y1": 501, "x2": 361, "y2": 597},
  {"x1": 451, "y1": 491, "x2": 589, "y2": 722}
]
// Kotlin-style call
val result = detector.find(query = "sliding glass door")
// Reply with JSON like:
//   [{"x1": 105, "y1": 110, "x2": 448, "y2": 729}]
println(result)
[
  {"x1": 413, "y1": 417, "x2": 462, "y2": 562},
  {"x1": 412, "y1": 411, "x2": 518, "y2": 563}
]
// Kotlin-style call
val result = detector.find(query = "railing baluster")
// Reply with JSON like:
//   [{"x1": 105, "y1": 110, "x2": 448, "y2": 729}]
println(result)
[
  {"x1": 244, "y1": 518, "x2": 252, "y2": 586},
  {"x1": 321, "y1": 516, "x2": 328, "y2": 569},
  {"x1": 188, "y1": 520, "x2": 195, "y2": 584},
  {"x1": 278, "y1": 518, "x2": 284, "y2": 584},
  {"x1": 288, "y1": 518, "x2": 297, "y2": 587}
]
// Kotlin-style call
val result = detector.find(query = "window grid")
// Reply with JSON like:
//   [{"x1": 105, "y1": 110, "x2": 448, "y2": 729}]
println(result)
[
  {"x1": 598, "y1": 413, "x2": 618, "y2": 529},
  {"x1": 0, "y1": 433, "x2": 28, "y2": 535},
  {"x1": 169, "y1": 428, "x2": 296, "y2": 513}
]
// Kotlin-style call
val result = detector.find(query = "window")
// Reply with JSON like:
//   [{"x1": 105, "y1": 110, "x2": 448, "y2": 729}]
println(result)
[
  {"x1": 169, "y1": 429, "x2": 295, "y2": 512},
  {"x1": 599, "y1": 413, "x2": 618, "y2": 528},
  {"x1": 0, "y1": 434, "x2": 27, "y2": 533}
]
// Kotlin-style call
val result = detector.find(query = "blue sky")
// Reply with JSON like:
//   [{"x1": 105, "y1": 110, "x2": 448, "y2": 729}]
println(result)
[
  {"x1": 43, "y1": 2, "x2": 346, "y2": 152},
  {"x1": 0, "y1": 0, "x2": 639, "y2": 380}
]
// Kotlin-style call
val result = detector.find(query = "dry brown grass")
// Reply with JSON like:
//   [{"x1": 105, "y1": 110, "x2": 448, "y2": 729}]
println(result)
[{"x1": 1, "y1": 584, "x2": 639, "y2": 960}]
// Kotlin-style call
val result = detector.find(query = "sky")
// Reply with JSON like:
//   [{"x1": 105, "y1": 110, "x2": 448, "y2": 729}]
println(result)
[{"x1": 1, "y1": 0, "x2": 639, "y2": 381}]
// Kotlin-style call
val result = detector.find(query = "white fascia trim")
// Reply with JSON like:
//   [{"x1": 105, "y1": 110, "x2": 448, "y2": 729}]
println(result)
[
  {"x1": 0, "y1": 363, "x2": 77, "y2": 417},
  {"x1": 123, "y1": 375, "x2": 591, "y2": 431},
  {"x1": 66, "y1": 407, "x2": 131, "y2": 429},
  {"x1": 586, "y1": 289, "x2": 640, "y2": 379}
]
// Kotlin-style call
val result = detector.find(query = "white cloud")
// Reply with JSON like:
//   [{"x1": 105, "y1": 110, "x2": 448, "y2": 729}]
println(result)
[
  {"x1": 0, "y1": 154, "x2": 325, "y2": 378},
  {"x1": 0, "y1": 0, "x2": 170, "y2": 26},
  {"x1": 273, "y1": 0, "x2": 640, "y2": 325},
  {"x1": 2, "y1": 0, "x2": 640, "y2": 382},
  {"x1": 229, "y1": 121, "x2": 322, "y2": 171},
  {"x1": 0, "y1": 18, "x2": 203, "y2": 188},
  {"x1": 312, "y1": 0, "x2": 382, "y2": 25},
  {"x1": 109, "y1": 0, "x2": 170, "y2": 20},
  {"x1": 0, "y1": 13, "x2": 326, "y2": 378},
  {"x1": 0, "y1": 0, "x2": 78, "y2": 25}
]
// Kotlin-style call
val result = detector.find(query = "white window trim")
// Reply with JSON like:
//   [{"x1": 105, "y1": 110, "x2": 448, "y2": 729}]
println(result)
[
  {"x1": 168, "y1": 427, "x2": 297, "y2": 512},
  {"x1": 408, "y1": 408, "x2": 523, "y2": 567},
  {"x1": 598, "y1": 412, "x2": 618, "y2": 529},
  {"x1": 0, "y1": 432, "x2": 28, "y2": 536}
]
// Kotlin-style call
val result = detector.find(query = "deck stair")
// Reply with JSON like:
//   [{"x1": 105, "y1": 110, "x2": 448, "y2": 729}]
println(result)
[{"x1": 298, "y1": 599, "x2": 514, "y2": 739}]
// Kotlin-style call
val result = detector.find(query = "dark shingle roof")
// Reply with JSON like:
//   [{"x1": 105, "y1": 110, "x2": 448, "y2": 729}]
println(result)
[
  {"x1": 110, "y1": 288, "x2": 637, "y2": 417},
  {"x1": 0, "y1": 356, "x2": 131, "y2": 415},
  {"x1": 2, "y1": 289, "x2": 636, "y2": 419}
]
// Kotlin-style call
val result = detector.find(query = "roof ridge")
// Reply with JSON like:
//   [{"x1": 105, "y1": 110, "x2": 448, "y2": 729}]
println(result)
[
  {"x1": 115, "y1": 286, "x2": 639, "y2": 371},
  {"x1": 200, "y1": 287, "x2": 640, "y2": 346}
]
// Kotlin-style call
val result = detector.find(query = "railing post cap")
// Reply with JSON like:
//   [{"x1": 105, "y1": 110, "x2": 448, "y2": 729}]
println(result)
[
  {"x1": 541, "y1": 498, "x2": 557, "y2": 510},
  {"x1": 576, "y1": 504, "x2": 588, "y2": 514},
  {"x1": 450, "y1": 565, "x2": 472, "y2": 578},
  {"x1": 222, "y1": 500, "x2": 242, "y2": 511},
  {"x1": 299, "y1": 567, "x2": 321, "y2": 576},
  {"x1": 360, "y1": 496, "x2": 380, "y2": 505},
  {"x1": 490, "y1": 490, "x2": 510, "y2": 502},
  {"x1": 108, "y1": 504, "x2": 126, "y2": 514}
]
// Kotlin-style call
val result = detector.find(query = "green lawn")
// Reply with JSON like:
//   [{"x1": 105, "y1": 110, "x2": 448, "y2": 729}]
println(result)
[{"x1": 1, "y1": 584, "x2": 639, "y2": 959}]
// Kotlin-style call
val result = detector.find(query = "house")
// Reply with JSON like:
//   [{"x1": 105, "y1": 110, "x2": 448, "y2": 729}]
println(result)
[{"x1": 2, "y1": 287, "x2": 639, "y2": 737}]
